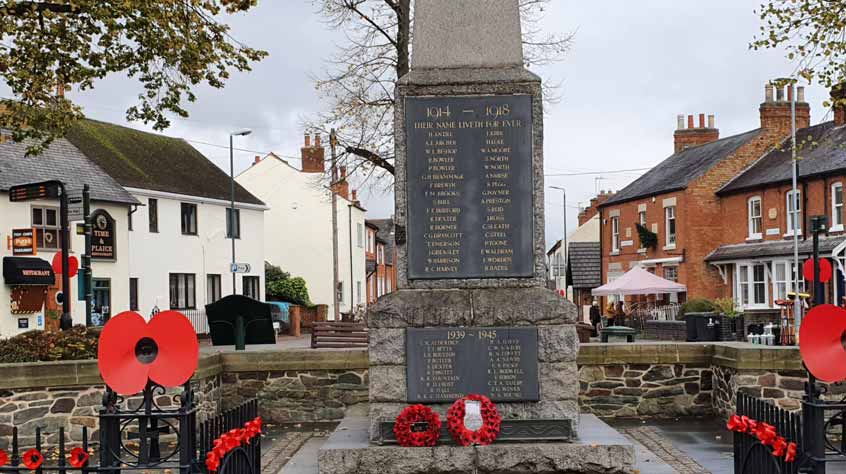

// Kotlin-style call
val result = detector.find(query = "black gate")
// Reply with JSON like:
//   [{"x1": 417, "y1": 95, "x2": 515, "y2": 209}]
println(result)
[{"x1": 734, "y1": 392, "x2": 803, "y2": 474}]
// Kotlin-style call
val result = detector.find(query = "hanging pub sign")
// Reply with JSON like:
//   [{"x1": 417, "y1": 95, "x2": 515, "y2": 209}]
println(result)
[
  {"x1": 10, "y1": 228, "x2": 37, "y2": 255},
  {"x1": 90, "y1": 210, "x2": 116, "y2": 260}
]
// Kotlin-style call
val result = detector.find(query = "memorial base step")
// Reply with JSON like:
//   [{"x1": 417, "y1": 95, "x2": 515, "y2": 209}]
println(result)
[{"x1": 316, "y1": 414, "x2": 636, "y2": 474}]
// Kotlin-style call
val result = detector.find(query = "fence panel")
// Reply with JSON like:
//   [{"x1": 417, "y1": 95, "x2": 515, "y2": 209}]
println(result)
[
  {"x1": 734, "y1": 391, "x2": 803, "y2": 474},
  {"x1": 198, "y1": 399, "x2": 259, "y2": 474}
]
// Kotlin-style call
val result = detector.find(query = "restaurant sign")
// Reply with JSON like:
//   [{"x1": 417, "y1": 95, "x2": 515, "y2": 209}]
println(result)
[
  {"x1": 10, "y1": 228, "x2": 37, "y2": 256},
  {"x1": 90, "y1": 210, "x2": 116, "y2": 260}
]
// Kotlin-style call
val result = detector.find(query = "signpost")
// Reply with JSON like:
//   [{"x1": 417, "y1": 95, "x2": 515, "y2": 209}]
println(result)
[
  {"x1": 8, "y1": 180, "x2": 72, "y2": 330},
  {"x1": 67, "y1": 192, "x2": 84, "y2": 221}
]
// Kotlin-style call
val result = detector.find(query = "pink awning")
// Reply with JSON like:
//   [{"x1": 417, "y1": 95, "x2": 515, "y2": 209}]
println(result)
[{"x1": 592, "y1": 266, "x2": 687, "y2": 296}]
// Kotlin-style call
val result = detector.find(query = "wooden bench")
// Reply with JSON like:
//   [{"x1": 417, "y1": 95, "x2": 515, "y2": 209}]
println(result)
[{"x1": 311, "y1": 321, "x2": 368, "y2": 349}]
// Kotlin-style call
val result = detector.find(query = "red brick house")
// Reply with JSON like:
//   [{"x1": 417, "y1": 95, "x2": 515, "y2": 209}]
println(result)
[
  {"x1": 598, "y1": 82, "x2": 811, "y2": 306},
  {"x1": 365, "y1": 219, "x2": 397, "y2": 304}
]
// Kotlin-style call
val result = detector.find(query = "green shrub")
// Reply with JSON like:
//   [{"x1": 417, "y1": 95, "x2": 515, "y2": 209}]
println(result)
[
  {"x1": 0, "y1": 326, "x2": 100, "y2": 363},
  {"x1": 267, "y1": 276, "x2": 312, "y2": 307},
  {"x1": 680, "y1": 298, "x2": 716, "y2": 317},
  {"x1": 712, "y1": 297, "x2": 740, "y2": 317}
]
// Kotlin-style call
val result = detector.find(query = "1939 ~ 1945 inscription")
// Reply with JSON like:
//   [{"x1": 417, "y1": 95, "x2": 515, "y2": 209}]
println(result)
[
  {"x1": 406, "y1": 95, "x2": 534, "y2": 280},
  {"x1": 406, "y1": 327, "x2": 539, "y2": 403}
]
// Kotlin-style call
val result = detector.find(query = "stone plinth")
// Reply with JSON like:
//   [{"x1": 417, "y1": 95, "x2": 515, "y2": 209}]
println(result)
[
  {"x1": 366, "y1": 288, "x2": 579, "y2": 443},
  {"x1": 317, "y1": 414, "x2": 636, "y2": 474}
]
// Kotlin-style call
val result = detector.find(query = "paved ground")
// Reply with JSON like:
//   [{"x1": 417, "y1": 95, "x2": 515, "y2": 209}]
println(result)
[{"x1": 261, "y1": 422, "x2": 339, "y2": 472}]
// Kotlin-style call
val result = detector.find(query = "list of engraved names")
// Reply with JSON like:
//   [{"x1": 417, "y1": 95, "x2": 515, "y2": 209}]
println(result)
[
  {"x1": 406, "y1": 327, "x2": 539, "y2": 403},
  {"x1": 406, "y1": 95, "x2": 533, "y2": 280}
]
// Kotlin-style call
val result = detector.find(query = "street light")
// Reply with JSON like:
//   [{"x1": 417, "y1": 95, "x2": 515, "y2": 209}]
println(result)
[
  {"x1": 229, "y1": 128, "x2": 252, "y2": 295},
  {"x1": 549, "y1": 186, "x2": 567, "y2": 297}
]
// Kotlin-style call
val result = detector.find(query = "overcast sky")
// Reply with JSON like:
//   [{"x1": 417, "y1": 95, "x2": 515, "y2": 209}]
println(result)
[{"x1": 49, "y1": 1, "x2": 833, "y2": 248}]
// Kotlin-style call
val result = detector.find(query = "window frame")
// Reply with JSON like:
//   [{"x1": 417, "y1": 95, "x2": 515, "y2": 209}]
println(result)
[
  {"x1": 638, "y1": 210, "x2": 647, "y2": 248},
  {"x1": 786, "y1": 190, "x2": 802, "y2": 236},
  {"x1": 242, "y1": 275, "x2": 260, "y2": 300},
  {"x1": 663, "y1": 265, "x2": 678, "y2": 282},
  {"x1": 207, "y1": 274, "x2": 222, "y2": 304},
  {"x1": 357, "y1": 223, "x2": 364, "y2": 248},
  {"x1": 169, "y1": 273, "x2": 196, "y2": 310},
  {"x1": 148, "y1": 198, "x2": 159, "y2": 233},
  {"x1": 664, "y1": 206, "x2": 677, "y2": 248},
  {"x1": 180, "y1": 203, "x2": 198, "y2": 236},
  {"x1": 833, "y1": 182, "x2": 844, "y2": 231},
  {"x1": 736, "y1": 263, "x2": 769, "y2": 310},
  {"x1": 31, "y1": 206, "x2": 61, "y2": 250},
  {"x1": 611, "y1": 216, "x2": 620, "y2": 253},
  {"x1": 747, "y1": 196, "x2": 763, "y2": 240},
  {"x1": 226, "y1": 208, "x2": 241, "y2": 239}
]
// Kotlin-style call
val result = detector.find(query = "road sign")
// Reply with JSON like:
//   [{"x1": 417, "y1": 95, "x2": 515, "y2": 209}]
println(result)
[
  {"x1": 9, "y1": 181, "x2": 61, "y2": 202},
  {"x1": 231, "y1": 263, "x2": 251, "y2": 274},
  {"x1": 67, "y1": 193, "x2": 84, "y2": 221}
]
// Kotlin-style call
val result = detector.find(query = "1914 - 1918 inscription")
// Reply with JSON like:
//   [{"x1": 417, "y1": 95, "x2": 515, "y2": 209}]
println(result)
[
  {"x1": 406, "y1": 327, "x2": 539, "y2": 403},
  {"x1": 406, "y1": 95, "x2": 533, "y2": 280}
]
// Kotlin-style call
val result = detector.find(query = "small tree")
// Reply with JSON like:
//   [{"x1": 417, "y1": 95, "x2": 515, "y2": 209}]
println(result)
[{"x1": 267, "y1": 277, "x2": 313, "y2": 307}]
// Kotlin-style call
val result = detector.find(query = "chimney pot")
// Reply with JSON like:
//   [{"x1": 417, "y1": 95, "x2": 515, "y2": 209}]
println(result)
[
  {"x1": 699, "y1": 113, "x2": 705, "y2": 128},
  {"x1": 677, "y1": 115, "x2": 685, "y2": 130},
  {"x1": 254, "y1": 155, "x2": 261, "y2": 165},
  {"x1": 340, "y1": 166, "x2": 347, "y2": 178},
  {"x1": 765, "y1": 84, "x2": 774, "y2": 102},
  {"x1": 787, "y1": 85, "x2": 794, "y2": 102},
  {"x1": 797, "y1": 86, "x2": 805, "y2": 102},
  {"x1": 315, "y1": 134, "x2": 321, "y2": 147},
  {"x1": 776, "y1": 86, "x2": 784, "y2": 101},
  {"x1": 304, "y1": 133, "x2": 311, "y2": 147},
  {"x1": 708, "y1": 114, "x2": 715, "y2": 129},
  {"x1": 687, "y1": 115, "x2": 694, "y2": 129}
]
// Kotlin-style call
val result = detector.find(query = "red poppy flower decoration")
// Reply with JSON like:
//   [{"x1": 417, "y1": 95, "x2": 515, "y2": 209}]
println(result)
[
  {"x1": 68, "y1": 447, "x2": 89, "y2": 468},
  {"x1": 393, "y1": 404, "x2": 442, "y2": 447},
  {"x1": 22, "y1": 449, "x2": 43, "y2": 470},
  {"x1": 206, "y1": 451, "x2": 220, "y2": 472},
  {"x1": 0, "y1": 449, "x2": 8, "y2": 468},
  {"x1": 98, "y1": 310, "x2": 199, "y2": 395},
  {"x1": 785, "y1": 442, "x2": 798, "y2": 463}
]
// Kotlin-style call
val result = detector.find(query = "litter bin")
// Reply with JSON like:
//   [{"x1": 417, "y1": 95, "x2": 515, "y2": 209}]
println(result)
[
  {"x1": 685, "y1": 312, "x2": 719, "y2": 342},
  {"x1": 600, "y1": 326, "x2": 637, "y2": 343}
]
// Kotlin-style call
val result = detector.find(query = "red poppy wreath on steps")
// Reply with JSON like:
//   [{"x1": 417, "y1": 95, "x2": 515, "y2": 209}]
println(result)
[
  {"x1": 394, "y1": 405, "x2": 442, "y2": 447},
  {"x1": 447, "y1": 394, "x2": 502, "y2": 446}
]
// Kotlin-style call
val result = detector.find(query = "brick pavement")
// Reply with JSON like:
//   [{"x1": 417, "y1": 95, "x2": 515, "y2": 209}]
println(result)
[{"x1": 620, "y1": 426, "x2": 712, "y2": 474}]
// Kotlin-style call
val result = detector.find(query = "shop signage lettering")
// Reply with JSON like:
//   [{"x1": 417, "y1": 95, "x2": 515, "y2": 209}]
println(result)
[
  {"x1": 90, "y1": 210, "x2": 116, "y2": 260},
  {"x1": 10, "y1": 228, "x2": 37, "y2": 256}
]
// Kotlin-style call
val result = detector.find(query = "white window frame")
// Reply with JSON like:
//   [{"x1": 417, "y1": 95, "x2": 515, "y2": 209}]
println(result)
[
  {"x1": 638, "y1": 210, "x2": 647, "y2": 249},
  {"x1": 664, "y1": 206, "x2": 677, "y2": 249},
  {"x1": 736, "y1": 263, "x2": 769, "y2": 310},
  {"x1": 833, "y1": 182, "x2": 844, "y2": 232},
  {"x1": 747, "y1": 196, "x2": 763, "y2": 240},
  {"x1": 785, "y1": 190, "x2": 802, "y2": 236},
  {"x1": 611, "y1": 216, "x2": 620, "y2": 254},
  {"x1": 32, "y1": 206, "x2": 61, "y2": 250},
  {"x1": 772, "y1": 261, "x2": 789, "y2": 302}
]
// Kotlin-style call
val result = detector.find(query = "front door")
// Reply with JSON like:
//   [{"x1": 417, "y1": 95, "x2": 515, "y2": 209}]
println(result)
[{"x1": 92, "y1": 278, "x2": 111, "y2": 326}]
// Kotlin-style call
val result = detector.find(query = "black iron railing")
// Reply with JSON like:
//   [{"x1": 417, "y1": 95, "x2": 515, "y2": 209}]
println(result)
[
  {"x1": 734, "y1": 391, "x2": 803, "y2": 474},
  {"x1": 197, "y1": 399, "x2": 260, "y2": 474}
]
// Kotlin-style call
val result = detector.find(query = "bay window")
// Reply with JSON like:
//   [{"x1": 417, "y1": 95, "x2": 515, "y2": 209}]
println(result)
[{"x1": 737, "y1": 263, "x2": 768, "y2": 309}]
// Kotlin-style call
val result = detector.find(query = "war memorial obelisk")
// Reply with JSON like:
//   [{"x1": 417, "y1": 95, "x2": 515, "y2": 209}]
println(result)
[{"x1": 317, "y1": 1, "x2": 636, "y2": 472}]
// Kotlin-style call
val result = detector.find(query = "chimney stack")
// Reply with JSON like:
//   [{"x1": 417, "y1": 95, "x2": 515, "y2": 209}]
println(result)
[
  {"x1": 832, "y1": 83, "x2": 846, "y2": 127},
  {"x1": 332, "y1": 165, "x2": 351, "y2": 200},
  {"x1": 253, "y1": 155, "x2": 261, "y2": 165},
  {"x1": 674, "y1": 112, "x2": 720, "y2": 153},
  {"x1": 760, "y1": 80, "x2": 811, "y2": 132},
  {"x1": 300, "y1": 132, "x2": 325, "y2": 173}
]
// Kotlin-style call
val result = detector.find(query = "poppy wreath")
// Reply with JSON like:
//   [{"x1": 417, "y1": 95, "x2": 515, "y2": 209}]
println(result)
[
  {"x1": 205, "y1": 416, "x2": 263, "y2": 473},
  {"x1": 727, "y1": 414, "x2": 798, "y2": 463},
  {"x1": 98, "y1": 310, "x2": 199, "y2": 395},
  {"x1": 22, "y1": 449, "x2": 44, "y2": 470},
  {"x1": 393, "y1": 404, "x2": 442, "y2": 447},
  {"x1": 68, "y1": 447, "x2": 90, "y2": 469},
  {"x1": 446, "y1": 394, "x2": 502, "y2": 446}
]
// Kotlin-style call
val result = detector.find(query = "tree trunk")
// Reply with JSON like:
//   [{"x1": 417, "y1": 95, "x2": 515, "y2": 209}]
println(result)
[{"x1": 396, "y1": 0, "x2": 411, "y2": 78}]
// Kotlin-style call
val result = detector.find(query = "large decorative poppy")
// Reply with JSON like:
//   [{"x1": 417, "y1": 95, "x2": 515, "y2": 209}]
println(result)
[
  {"x1": 98, "y1": 310, "x2": 199, "y2": 395},
  {"x1": 68, "y1": 447, "x2": 89, "y2": 468},
  {"x1": 800, "y1": 304, "x2": 846, "y2": 382},
  {"x1": 0, "y1": 449, "x2": 8, "y2": 467},
  {"x1": 22, "y1": 449, "x2": 43, "y2": 469}
]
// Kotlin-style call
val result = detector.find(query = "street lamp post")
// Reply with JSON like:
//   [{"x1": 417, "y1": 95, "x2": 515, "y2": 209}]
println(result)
[
  {"x1": 550, "y1": 186, "x2": 567, "y2": 296},
  {"x1": 229, "y1": 129, "x2": 252, "y2": 295}
]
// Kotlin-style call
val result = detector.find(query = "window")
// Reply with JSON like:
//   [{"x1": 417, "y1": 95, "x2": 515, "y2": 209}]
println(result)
[
  {"x1": 748, "y1": 197, "x2": 762, "y2": 239},
  {"x1": 611, "y1": 216, "x2": 620, "y2": 252},
  {"x1": 386, "y1": 275, "x2": 391, "y2": 293},
  {"x1": 663, "y1": 266, "x2": 678, "y2": 282},
  {"x1": 367, "y1": 230, "x2": 375, "y2": 254},
  {"x1": 638, "y1": 211, "x2": 647, "y2": 248},
  {"x1": 148, "y1": 198, "x2": 159, "y2": 233},
  {"x1": 32, "y1": 207, "x2": 61, "y2": 250},
  {"x1": 377, "y1": 245, "x2": 384, "y2": 264},
  {"x1": 786, "y1": 190, "x2": 802, "y2": 235},
  {"x1": 737, "y1": 263, "x2": 768, "y2": 308},
  {"x1": 169, "y1": 273, "x2": 196, "y2": 309},
  {"x1": 226, "y1": 208, "x2": 240, "y2": 239},
  {"x1": 129, "y1": 278, "x2": 139, "y2": 311},
  {"x1": 357, "y1": 223, "x2": 364, "y2": 248},
  {"x1": 356, "y1": 281, "x2": 362, "y2": 303},
  {"x1": 207, "y1": 274, "x2": 222, "y2": 304},
  {"x1": 242, "y1": 276, "x2": 260, "y2": 300},
  {"x1": 773, "y1": 261, "x2": 789, "y2": 301},
  {"x1": 378, "y1": 276, "x2": 384, "y2": 297},
  {"x1": 833, "y1": 183, "x2": 844, "y2": 230},
  {"x1": 181, "y1": 203, "x2": 198, "y2": 235},
  {"x1": 665, "y1": 206, "x2": 677, "y2": 247}
]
